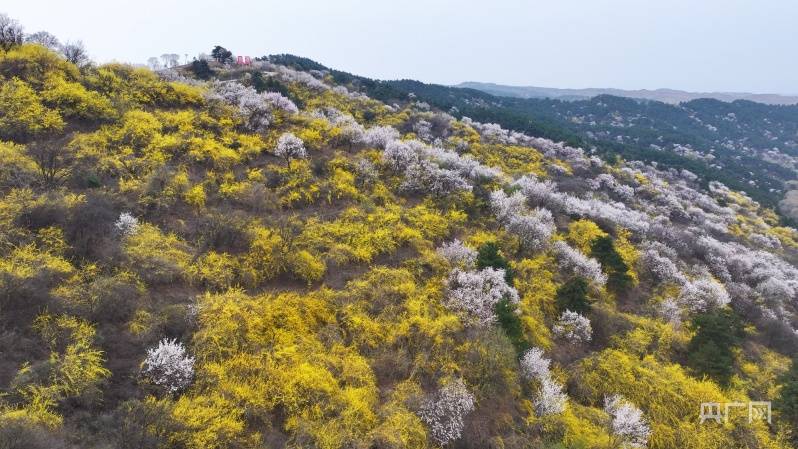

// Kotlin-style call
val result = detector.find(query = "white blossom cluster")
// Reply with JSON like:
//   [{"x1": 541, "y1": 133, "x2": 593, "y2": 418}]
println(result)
[
  {"x1": 506, "y1": 211, "x2": 556, "y2": 251},
  {"x1": 639, "y1": 242, "x2": 686, "y2": 284},
  {"x1": 261, "y1": 61, "x2": 798, "y2": 336},
  {"x1": 520, "y1": 348, "x2": 568, "y2": 416},
  {"x1": 338, "y1": 121, "x2": 367, "y2": 147},
  {"x1": 552, "y1": 241, "x2": 607, "y2": 287},
  {"x1": 312, "y1": 108, "x2": 367, "y2": 148},
  {"x1": 514, "y1": 176, "x2": 650, "y2": 233},
  {"x1": 274, "y1": 65, "x2": 329, "y2": 91},
  {"x1": 757, "y1": 276, "x2": 797, "y2": 305},
  {"x1": 419, "y1": 145, "x2": 502, "y2": 182},
  {"x1": 354, "y1": 158, "x2": 378, "y2": 186},
  {"x1": 490, "y1": 190, "x2": 527, "y2": 223},
  {"x1": 437, "y1": 240, "x2": 477, "y2": 269},
  {"x1": 378, "y1": 134, "x2": 503, "y2": 199},
  {"x1": 749, "y1": 233, "x2": 782, "y2": 250},
  {"x1": 157, "y1": 69, "x2": 203, "y2": 86},
  {"x1": 206, "y1": 81, "x2": 297, "y2": 131},
  {"x1": 381, "y1": 140, "x2": 473, "y2": 197},
  {"x1": 413, "y1": 119, "x2": 433, "y2": 142},
  {"x1": 677, "y1": 277, "x2": 731, "y2": 313},
  {"x1": 274, "y1": 132, "x2": 307, "y2": 161},
  {"x1": 604, "y1": 395, "x2": 651, "y2": 448},
  {"x1": 432, "y1": 99, "x2": 798, "y2": 334},
  {"x1": 462, "y1": 117, "x2": 548, "y2": 149},
  {"x1": 446, "y1": 268, "x2": 519, "y2": 326},
  {"x1": 536, "y1": 377, "x2": 569, "y2": 416},
  {"x1": 587, "y1": 173, "x2": 635, "y2": 201},
  {"x1": 141, "y1": 338, "x2": 195, "y2": 393},
  {"x1": 520, "y1": 347, "x2": 551, "y2": 380},
  {"x1": 362, "y1": 126, "x2": 400, "y2": 149},
  {"x1": 460, "y1": 117, "x2": 597, "y2": 171},
  {"x1": 658, "y1": 298, "x2": 683, "y2": 325},
  {"x1": 400, "y1": 159, "x2": 472, "y2": 197},
  {"x1": 115, "y1": 212, "x2": 139, "y2": 237},
  {"x1": 418, "y1": 378, "x2": 476, "y2": 446},
  {"x1": 262, "y1": 91, "x2": 299, "y2": 114},
  {"x1": 553, "y1": 310, "x2": 592, "y2": 343},
  {"x1": 383, "y1": 140, "x2": 420, "y2": 172},
  {"x1": 331, "y1": 84, "x2": 369, "y2": 100},
  {"x1": 690, "y1": 236, "x2": 798, "y2": 311},
  {"x1": 490, "y1": 190, "x2": 555, "y2": 251}
]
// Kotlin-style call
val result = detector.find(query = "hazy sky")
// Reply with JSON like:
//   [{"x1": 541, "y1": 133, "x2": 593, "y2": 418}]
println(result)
[{"x1": 4, "y1": 0, "x2": 797, "y2": 94}]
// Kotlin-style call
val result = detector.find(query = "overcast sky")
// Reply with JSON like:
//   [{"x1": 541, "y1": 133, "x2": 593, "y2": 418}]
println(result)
[{"x1": 4, "y1": 0, "x2": 797, "y2": 94}]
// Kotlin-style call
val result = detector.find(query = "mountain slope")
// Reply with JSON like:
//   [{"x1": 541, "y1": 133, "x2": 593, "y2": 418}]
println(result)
[
  {"x1": 2, "y1": 39, "x2": 798, "y2": 448},
  {"x1": 458, "y1": 81, "x2": 798, "y2": 106},
  {"x1": 269, "y1": 55, "x2": 798, "y2": 215}
]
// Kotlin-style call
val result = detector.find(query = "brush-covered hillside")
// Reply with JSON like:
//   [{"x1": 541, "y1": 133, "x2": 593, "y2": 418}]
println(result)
[
  {"x1": 265, "y1": 54, "x2": 798, "y2": 214},
  {"x1": 4, "y1": 23, "x2": 798, "y2": 449}
]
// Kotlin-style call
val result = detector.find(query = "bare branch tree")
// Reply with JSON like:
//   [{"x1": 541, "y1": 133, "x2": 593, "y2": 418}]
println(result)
[
  {"x1": 147, "y1": 56, "x2": 162, "y2": 70},
  {"x1": 61, "y1": 40, "x2": 90, "y2": 67},
  {"x1": 0, "y1": 13, "x2": 24, "y2": 50},
  {"x1": 25, "y1": 30, "x2": 60, "y2": 50},
  {"x1": 160, "y1": 53, "x2": 180, "y2": 68},
  {"x1": 27, "y1": 135, "x2": 74, "y2": 189}
]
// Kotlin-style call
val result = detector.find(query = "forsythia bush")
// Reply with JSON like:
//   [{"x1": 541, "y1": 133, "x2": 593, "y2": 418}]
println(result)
[
  {"x1": 0, "y1": 77, "x2": 64, "y2": 140},
  {"x1": 123, "y1": 223, "x2": 192, "y2": 283}
]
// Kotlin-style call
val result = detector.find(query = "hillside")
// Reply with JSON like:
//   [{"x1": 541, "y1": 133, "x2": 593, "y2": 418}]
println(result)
[
  {"x1": 264, "y1": 54, "x2": 798, "y2": 214},
  {"x1": 457, "y1": 82, "x2": 798, "y2": 106},
  {"x1": 3, "y1": 27, "x2": 798, "y2": 449}
]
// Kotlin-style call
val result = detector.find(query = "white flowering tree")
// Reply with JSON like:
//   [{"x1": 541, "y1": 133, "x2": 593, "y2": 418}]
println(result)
[
  {"x1": 401, "y1": 160, "x2": 471, "y2": 198},
  {"x1": 588, "y1": 173, "x2": 635, "y2": 201},
  {"x1": 553, "y1": 310, "x2": 592, "y2": 343},
  {"x1": 437, "y1": 240, "x2": 477, "y2": 269},
  {"x1": 418, "y1": 378, "x2": 475, "y2": 446},
  {"x1": 446, "y1": 268, "x2": 519, "y2": 326},
  {"x1": 678, "y1": 277, "x2": 730, "y2": 313},
  {"x1": 604, "y1": 395, "x2": 651, "y2": 448},
  {"x1": 262, "y1": 91, "x2": 299, "y2": 114},
  {"x1": 354, "y1": 158, "x2": 378, "y2": 186},
  {"x1": 658, "y1": 298, "x2": 682, "y2": 326},
  {"x1": 413, "y1": 119, "x2": 433, "y2": 142},
  {"x1": 640, "y1": 246, "x2": 685, "y2": 284},
  {"x1": 756, "y1": 277, "x2": 796, "y2": 304},
  {"x1": 114, "y1": 212, "x2": 139, "y2": 237},
  {"x1": 505, "y1": 210, "x2": 555, "y2": 251},
  {"x1": 338, "y1": 122, "x2": 366, "y2": 150},
  {"x1": 206, "y1": 81, "x2": 297, "y2": 132},
  {"x1": 490, "y1": 190, "x2": 555, "y2": 251},
  {"x1": 490, "y1": 190, "x2": 527, "y2": 222},
  {"x1": 520, "y1": 347, "x2": 551, "y2": 380},
  {"x1": 382, "y1": 140, "x2": 420, "y2": 172},
  {"x1": 141, "y1": 338, "x2": 195, "y2": 394},
  {"x1": 363, "y1": 126, "x2": 400, "y2": 149},
  {"x1": 421, "y1": 146, "x2": 501, "y2": 182},
  {"x1": 520, "y1": 348, "x2": 567, "y2": 416},
  {"x1": 553, "y1": 241, "x2": 608, "y2": 287},
  {"x1": 535, "y1": 377, "x2": 568, "y2": 416},
  {"x1": 274, "y1": 132, "x2": 307, "y2": 161}
]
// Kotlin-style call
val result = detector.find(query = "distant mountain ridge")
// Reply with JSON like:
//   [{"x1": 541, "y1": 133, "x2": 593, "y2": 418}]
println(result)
[{"x1": 458, "y1": 81, "x2": 798, "y2": 105}]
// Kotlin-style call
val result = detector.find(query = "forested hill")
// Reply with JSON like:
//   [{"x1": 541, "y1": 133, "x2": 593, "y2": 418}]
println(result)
[
  {"x1": 6, "y1": 20, "x2": 798, "y2": 448},
  {"x1": 268, "y1": 54, "x2": 798, "y2": 214},
  {"x1": 456, "y1": 81, "x2": 798, "y2": 106}
]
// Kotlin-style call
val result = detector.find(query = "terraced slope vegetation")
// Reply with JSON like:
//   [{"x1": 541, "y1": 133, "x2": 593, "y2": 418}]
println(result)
[{"x1": 4, "y1": 39, "x2": 798, "y2": 448}]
